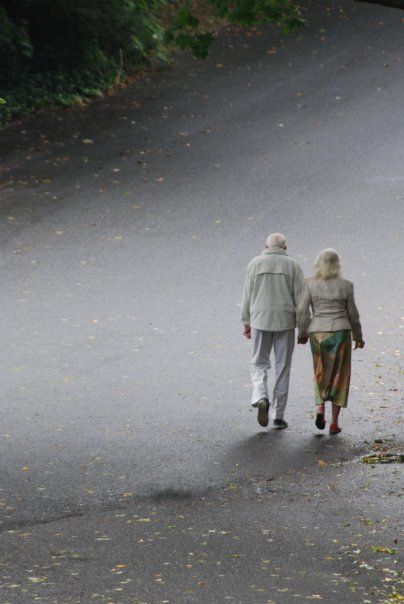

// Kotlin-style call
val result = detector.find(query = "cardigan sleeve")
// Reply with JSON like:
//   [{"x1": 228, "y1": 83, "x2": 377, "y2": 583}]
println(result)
[
  {"x1": 292, "y1": 263, "x2": 305, "y2": 308},
  {"x1": 346, "y1": 283, "x2": 363, "y2": 341},
  {"x1": 296, "y1": 280, "x2": 312, "y2": 338}
]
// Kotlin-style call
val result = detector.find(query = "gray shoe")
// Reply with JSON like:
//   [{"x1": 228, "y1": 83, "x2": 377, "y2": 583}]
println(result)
[
  {"x1": 257, "y1": 398, "x2": 270, "y2": 427},
  {"x1": 273, "y1": 419, "x2": 288, "y2": 430}
]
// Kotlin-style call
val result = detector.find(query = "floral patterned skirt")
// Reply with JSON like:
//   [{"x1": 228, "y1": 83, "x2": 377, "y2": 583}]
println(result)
[{"x1": 309, "y1": 330, "x2": 352, "y2": 408}]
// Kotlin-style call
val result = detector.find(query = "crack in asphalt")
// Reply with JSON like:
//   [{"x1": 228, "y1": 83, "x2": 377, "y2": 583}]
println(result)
[{"x1": 0, "y1": 449, "x2": 374, "y2": 533}]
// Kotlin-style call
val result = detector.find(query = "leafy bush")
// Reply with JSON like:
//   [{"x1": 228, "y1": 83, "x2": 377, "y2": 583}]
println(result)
[
  {"x1": 0, "y1": 0, "x2": 167, "y2": 122},
  {"x1": 0, "y1": 0, "x2": 302, "y2": 125}
]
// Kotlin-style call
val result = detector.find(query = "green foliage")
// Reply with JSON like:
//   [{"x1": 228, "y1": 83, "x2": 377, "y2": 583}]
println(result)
[
  {"x1": 0, "y1": 0, "x2": 302, "y2": 125},
  {"x1": 0, "y1": 0, "x2": 168, "y2": 123},
  {"x1": 0, "y1": 6, "x2": 33, "y2": 60},
  {"x1": 166, "y1": 0, "x2": 303, "y2": 61},
  {"x1": 211, "y1": 0, "x2": 303, "y2": 29},
  {"x1": 176, "y1": 32, "x2": 214, "y2": 59},
  {"x1": 165, "y1": 2, "x2": 214, "y2": 59}
]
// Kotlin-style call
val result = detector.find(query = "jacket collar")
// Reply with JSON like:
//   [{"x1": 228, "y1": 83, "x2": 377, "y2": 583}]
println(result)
[{"x1": 263, "y1": 246, "x2": 287, "y2": 256}]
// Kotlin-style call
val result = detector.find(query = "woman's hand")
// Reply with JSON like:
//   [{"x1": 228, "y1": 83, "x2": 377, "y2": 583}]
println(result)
[
  {"x1": 354, "y1": 340, "x2": 365, "y2": 349},
  {"x1": 243, "y1": 324, "x2": 251, "y2": 339},
  {"x1": 298, "y1": 337, "x2": 308, "y2": 345}
]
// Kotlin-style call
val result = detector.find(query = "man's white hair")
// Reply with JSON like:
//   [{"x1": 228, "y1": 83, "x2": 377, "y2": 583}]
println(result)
[
  {"x1": 314, "y1": 248, "x2": 341, "y2": 280},
  {"x1": 266, "y1": 233, "x2": 286, "y2": 249}
]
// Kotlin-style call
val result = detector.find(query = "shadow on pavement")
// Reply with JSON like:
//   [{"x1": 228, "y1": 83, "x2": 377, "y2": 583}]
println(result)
[{"x1": 224, "y1": 429, "x2": 367, "y2": 483}]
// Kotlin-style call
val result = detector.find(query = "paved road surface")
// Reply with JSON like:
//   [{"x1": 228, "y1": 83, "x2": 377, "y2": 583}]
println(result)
[{"x1": 0, "y1": 0, "x2": 402, "y2": 602}]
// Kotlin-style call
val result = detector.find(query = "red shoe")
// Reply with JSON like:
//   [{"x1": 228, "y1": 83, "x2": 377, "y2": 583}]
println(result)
[{"x1": 329, "y1": 423, "x2": 341, "y2": 435}]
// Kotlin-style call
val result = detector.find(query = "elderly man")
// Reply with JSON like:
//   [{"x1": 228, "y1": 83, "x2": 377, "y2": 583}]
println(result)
[{"x1": 241, "y1": 233, "x2": 304, "y2": 429}]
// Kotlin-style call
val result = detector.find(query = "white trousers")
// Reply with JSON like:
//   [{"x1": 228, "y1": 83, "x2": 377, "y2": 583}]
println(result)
[{"x1": 250, "y1": 328, "x2": 295, "y2": 420}]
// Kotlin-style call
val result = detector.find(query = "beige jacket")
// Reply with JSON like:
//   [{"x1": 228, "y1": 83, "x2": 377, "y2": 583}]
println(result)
[
  {"x1": 297, "y1": 276, "x2": 363, "y2": 341},
  {"x1": 241, "y1": 247, "x2": 304, "y2": 331}
]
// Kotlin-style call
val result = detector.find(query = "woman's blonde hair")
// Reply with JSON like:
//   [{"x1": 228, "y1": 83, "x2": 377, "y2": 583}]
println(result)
[{"x1": 314, "y1": 248, "x2": 341, "y2": 280}]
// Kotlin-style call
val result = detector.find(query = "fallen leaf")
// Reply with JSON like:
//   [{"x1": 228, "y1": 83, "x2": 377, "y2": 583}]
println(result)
[{"x1": 371, "y1": 546, "x2": 396, "y2": 555}]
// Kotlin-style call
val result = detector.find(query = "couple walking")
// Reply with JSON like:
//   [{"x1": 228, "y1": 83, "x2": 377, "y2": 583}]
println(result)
[{"x1": 241, "y1": 233, "x2": 365, "y2": 434}]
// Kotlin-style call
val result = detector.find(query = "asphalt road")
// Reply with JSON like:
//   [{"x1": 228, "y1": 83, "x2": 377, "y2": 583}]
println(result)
[{"x1": 0, "y1": 0, "x2": 403, "y2": 602}]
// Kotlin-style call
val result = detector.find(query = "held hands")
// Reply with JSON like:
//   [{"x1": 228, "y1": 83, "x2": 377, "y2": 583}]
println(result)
[
  {"x1": 243, "y1": 324, "x2": 251, "y2": 339},
  {"x1": 245, "y1": 329, "x2": 364, "y2": 348}
]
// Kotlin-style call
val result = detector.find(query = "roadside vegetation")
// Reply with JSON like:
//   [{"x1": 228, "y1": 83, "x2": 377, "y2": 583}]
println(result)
[{"x1": 0, "y1": 0, "x2": 303, "y2": 125}]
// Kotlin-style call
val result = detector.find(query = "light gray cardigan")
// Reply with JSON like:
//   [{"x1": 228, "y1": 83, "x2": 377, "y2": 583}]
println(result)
[{"x1": 297, "y1": 276, "x2": 363, "y2": 341}]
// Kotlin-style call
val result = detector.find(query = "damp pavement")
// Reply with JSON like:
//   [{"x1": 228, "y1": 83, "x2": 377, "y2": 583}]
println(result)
[{"x1": 0, "y1": 0, "x2": 403, "y2": 602}]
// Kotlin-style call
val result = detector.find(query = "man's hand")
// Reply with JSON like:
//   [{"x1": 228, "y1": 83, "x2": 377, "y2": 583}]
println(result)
[
  {"x1": 354, "y1": 340, "x2": 365, "y2": 349},
  {"x1": 243, "y1": 324, "x2": 251, "y2": 339},
  {"x1": 298, "y1": 336, "x2": 308, "y2": 345}
]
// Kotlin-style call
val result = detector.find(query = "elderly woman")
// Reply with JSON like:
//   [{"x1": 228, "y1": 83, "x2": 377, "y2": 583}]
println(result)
[{"x1": 297, "y1": 249, "x2": 364, "y2": 434}]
